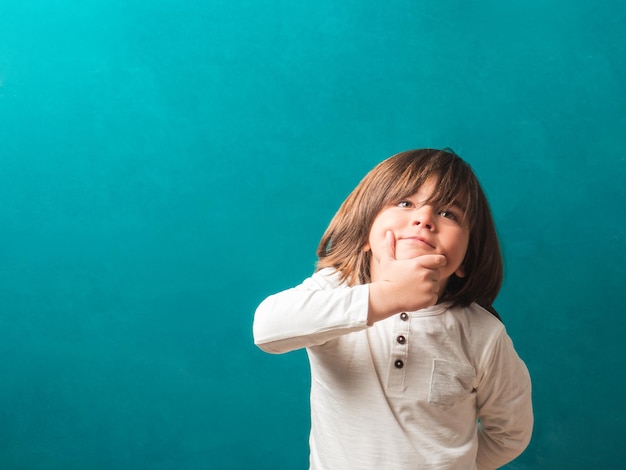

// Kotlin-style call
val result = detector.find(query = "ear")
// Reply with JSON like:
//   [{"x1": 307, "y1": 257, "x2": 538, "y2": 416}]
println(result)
[
  {"x1": 454, "y1": 265, "x2": 466, "y2": 278},
  {"x1": 362, "y1": 242, "x2": 371, "y2": 252}
]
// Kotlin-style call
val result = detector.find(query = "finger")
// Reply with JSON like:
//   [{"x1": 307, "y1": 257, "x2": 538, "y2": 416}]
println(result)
[
  {"x1": 417, "y1": 254, "x2": 447, "y2": 269},
  {"x1": 381, "y1": 230, "x2": 397, "y2": 262}
]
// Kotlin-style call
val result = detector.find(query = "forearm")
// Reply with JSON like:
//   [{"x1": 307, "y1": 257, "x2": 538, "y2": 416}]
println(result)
[
  {"x1": 476, "y1": 404, "x2": 533, "y2": 469},
  {"x1": 253, "y1": 275, "x2": 370, "y2": 354}
]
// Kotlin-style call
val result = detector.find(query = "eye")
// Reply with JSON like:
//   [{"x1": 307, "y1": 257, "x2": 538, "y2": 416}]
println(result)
[
  {"x1": 439, "y1": 209, "x2": 460, "y2": 221},
  {"x1": 397, "y1": 200, "x2": 414, "y2": 208}
]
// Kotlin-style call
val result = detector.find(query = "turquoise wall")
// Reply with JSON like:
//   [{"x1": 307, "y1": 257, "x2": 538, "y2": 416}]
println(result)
[{"x1": 1, "y1": 1, "x2": 625, "y2": 468}]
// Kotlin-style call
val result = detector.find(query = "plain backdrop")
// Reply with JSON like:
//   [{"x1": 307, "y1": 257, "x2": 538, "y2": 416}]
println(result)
[{"x1": 1, "y1": 0, "x2": 625, "y2": 468}]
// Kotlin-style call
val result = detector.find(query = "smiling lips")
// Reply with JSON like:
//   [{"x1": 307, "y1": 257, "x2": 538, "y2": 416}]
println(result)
[{"x1": 399, "y1": 236, "x2": 436, "y2": 249}]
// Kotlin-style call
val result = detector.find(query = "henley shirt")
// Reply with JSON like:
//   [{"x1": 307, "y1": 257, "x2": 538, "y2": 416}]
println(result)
[{"x1": 253, "y1": 268, "x2": 533, "y2": 470}]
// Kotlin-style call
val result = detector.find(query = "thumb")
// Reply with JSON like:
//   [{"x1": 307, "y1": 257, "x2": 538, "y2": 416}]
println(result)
[{"x1": 381, "y1": 230, "x2": 396, "y2": 262}]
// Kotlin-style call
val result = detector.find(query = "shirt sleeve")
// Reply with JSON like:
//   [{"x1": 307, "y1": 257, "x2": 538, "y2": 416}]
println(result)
[
  {"x1": 475, "y1": 328, "x2": 534, "y2": 469},
  {"x1": 252, "y1": 269, "x2": 371, "y2": 354}
]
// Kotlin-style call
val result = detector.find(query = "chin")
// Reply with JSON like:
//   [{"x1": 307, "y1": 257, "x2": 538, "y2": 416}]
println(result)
[{"x1": 396, "y1": 248, "x2": 429, "y2": 260}]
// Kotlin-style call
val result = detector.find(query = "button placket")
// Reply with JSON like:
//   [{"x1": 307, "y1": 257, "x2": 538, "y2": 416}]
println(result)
[{"x1": 387, "y1": 312, "x2": 411, "y2": 390}]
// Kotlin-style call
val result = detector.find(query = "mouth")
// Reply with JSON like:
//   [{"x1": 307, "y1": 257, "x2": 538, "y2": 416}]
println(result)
[{"x1": 399, "y1": 236, "x2": 435, "y2": 249}]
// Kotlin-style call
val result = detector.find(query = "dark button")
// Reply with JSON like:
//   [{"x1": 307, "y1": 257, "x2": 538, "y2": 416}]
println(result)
[
  {"x1": 394, "y1": 359, "x2": 404, "y2": 369},
  {"x1": 400, "y1": 312, "x2": 409, "y2": 321},
  {"x1": 397, "y1": 335, "x2": 406, "y2": 345}
]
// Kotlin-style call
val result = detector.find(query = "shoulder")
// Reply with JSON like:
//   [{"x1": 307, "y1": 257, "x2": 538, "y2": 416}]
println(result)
[
  {"x1": 448, "y1": 302, "x2": 507, "y2": 342},
  {"x1": 452, "y1": 302, "x2": 503, "y2": 322},
  {"x1": 467, "y1": 303, "x2": 505, "y2": 326},
  {"x1": 454, "y1": 304, "x2": 528, "y2": 372},
  {"x1": 480, "y1": 304, "x2": 503, "y2": 322}
]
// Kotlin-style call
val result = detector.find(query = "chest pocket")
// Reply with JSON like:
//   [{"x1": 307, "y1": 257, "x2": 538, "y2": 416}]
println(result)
[{"x1": 428, "y1": 359, "x2": 476, "y2": 410}]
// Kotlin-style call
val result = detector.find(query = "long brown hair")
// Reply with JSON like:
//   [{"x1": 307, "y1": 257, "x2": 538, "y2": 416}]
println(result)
[{"x1": 316, "y1": 149, "x2": 503, "y2": 308}]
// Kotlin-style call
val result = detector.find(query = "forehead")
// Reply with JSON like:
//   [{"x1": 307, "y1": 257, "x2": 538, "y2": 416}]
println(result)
[
  {"x1": 391, "y1": 175, "x2": 469, "y2": 209},
  {"x1": 411, "y1": 178, "x2": 446, "y2": 200}
]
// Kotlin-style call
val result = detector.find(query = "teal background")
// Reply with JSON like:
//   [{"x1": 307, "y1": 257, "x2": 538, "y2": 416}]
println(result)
[{"x1": 1, "y1": 0, "x2": 625, "y2": 468}]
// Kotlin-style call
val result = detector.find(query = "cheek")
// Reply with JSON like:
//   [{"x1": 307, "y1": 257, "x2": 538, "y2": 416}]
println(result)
[
  {"x1": 452, "y1": 237, "x2": 470, "y2": 273},
  {"x1": 364, "y1": 216, "x2": 385, "y2": 253},
  {"x1": 362, "y1": 226, "x2": 377, "y2": 253}
]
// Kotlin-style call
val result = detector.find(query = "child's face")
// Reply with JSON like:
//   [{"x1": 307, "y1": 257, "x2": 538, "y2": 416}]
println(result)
[{"x1": 365, "y1": 178, "x2": 470, "y2": 286}]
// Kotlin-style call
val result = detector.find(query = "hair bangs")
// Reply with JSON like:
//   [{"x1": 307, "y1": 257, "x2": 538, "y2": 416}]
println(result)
[{"x1": 376, "y1": 149, "x2": 477, "y2": 228}]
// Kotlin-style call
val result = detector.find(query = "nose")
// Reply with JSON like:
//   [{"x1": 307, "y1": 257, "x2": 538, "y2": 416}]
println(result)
[{"x1": 413, "y1": 206, "x2": 435, "y2": 230}]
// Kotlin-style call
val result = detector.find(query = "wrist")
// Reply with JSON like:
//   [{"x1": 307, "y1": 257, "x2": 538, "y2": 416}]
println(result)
[{"x1": 367, "y1": 281, "x2": 402, "y2": 324}]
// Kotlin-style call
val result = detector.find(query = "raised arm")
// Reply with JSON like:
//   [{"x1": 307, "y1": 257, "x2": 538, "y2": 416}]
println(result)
[{"x1": 252, "y1": 270, "x2": 370, "y2": 354}]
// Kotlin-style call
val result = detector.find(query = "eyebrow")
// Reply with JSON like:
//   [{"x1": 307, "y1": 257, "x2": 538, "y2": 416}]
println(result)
[{"x1": 425, "y1": 194, "x2": 467, "y2": 211}]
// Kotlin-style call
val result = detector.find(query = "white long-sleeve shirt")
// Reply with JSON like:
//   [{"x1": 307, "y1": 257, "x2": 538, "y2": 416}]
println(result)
[{"x1": 253, "y1": 268, "x2": 533, "y2": 470}]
